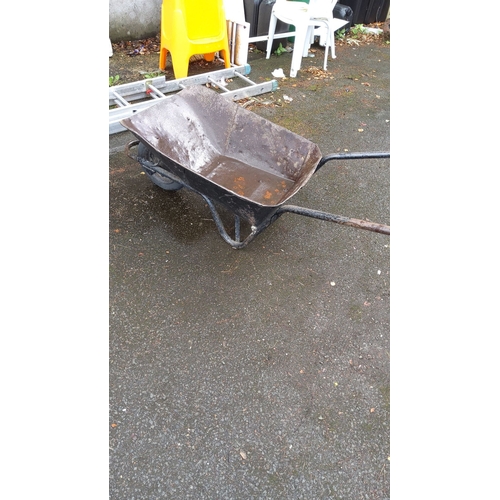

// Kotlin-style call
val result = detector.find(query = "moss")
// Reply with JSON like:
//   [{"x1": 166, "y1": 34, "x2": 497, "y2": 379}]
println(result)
[{"x1": 349, "y1": 304, "x2": 363, "y2": 321}]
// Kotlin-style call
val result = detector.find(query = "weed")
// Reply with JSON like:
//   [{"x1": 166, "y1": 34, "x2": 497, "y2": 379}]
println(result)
[
  {"x1": 335, "y1": 28, "x2": 346, "y2": 40},
  {"x1": 109, "y1": 75, "x2": 120, "y2": 86},
  {"x1": 349, "y1": 24, "x2": 367, "y2": 38},
  {"x1": 142, "y1": 71, "x2": 165, "y2": 79},
  {"x1": 274, "y1": 43, "x2": 287, "y2": 56}
]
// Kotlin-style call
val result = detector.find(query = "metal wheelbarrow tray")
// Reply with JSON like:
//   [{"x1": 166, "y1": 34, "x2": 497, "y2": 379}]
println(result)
[{"x1": 121, "y1": 85, "x2": 389, "y2": 249}]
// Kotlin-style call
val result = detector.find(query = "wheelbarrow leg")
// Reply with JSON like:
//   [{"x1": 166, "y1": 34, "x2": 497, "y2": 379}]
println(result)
[
  {"x1": 200, "y1": 195, "x2": 272, "y2": 249},
  {"x1": 234, "y1": 216, "x2": 241, "y2": 243}
]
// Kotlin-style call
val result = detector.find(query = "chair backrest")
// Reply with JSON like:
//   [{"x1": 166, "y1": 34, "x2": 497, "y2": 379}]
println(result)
[
  {"x1": 276, "y1": 0, "x2": 338, "y2": 17},
  {"x1": 308, "y1": 0, "x2": 338, "y2": 17},
  {"x1": 180, "y1": 0, "x2": 226, "y2": 40}
]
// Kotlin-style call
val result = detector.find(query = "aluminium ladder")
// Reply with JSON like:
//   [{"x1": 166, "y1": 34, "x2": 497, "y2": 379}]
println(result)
[{"x1": 109, "y1": 64, "x2": 277, "y2": 135}]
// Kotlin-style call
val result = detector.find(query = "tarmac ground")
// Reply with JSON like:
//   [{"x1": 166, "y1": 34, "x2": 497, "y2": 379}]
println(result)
[{"x1": 109, "y1": 34, "x2": 390, "y2": 499}]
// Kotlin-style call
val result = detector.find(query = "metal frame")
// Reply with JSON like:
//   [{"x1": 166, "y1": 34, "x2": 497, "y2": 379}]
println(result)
[{"x1": 127, "y1": 140, "x2": 389, "y2": 249}]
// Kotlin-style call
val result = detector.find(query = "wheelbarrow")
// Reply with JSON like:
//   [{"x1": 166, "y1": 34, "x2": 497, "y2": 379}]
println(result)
[{"x1": 121, "y1": 85, "x2": 389, "y2": 249}]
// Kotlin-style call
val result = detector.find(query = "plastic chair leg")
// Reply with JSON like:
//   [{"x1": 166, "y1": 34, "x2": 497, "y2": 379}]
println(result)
[
  {"x1": 221, "y1": 49, "x2": 231, "y2": 68},
  {"x1": 290, "y1": 26, "x2": 308, "y2": 77},
  {"x1": 170, "y1": 54, "x2": 190, "y2": 79},
  {"x1": 159, "y1": 47, "x2": 168, "y2": 70},
  {"x1": 329, "y1": 26, "x2": 336, "y2": 59},
  {"x1": 303, "y1": 26, "x2": 314, "y2": 57},
  {"x1": 207, "y1": 49, "x2": 231, "y2": 68},
  {"x1": 266, "y1": 13, "x2": 278, "y2": 59},
  {"x1": 323, "y1": 32, "x2": 329, "y2": 70},
  {"x1": 318, "y1": 22, "x2": 331, "y2": 70}
]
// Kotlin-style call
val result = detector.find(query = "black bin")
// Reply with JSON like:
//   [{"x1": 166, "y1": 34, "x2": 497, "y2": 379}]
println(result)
[
  {"x1": 244, "y1": 0, "x2": 288, "y2": 51},
  {"x1": 333, "y1": 3, "x2": 354, "y2": 32},
  {"x1": 364, "y1": 0, "x2": 390, "y2": 24},
  {"x1": 340, "y1": 0, "x2": 389, "y2": 25},
  {"x1": 243, "y1": 0, "x2": 263, "y2": 37}
]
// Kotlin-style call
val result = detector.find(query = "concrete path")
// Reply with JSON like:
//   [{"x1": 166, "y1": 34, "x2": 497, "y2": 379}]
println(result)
[{"x1": 110, "y1": 40, "x2": 390, "y2": 499}]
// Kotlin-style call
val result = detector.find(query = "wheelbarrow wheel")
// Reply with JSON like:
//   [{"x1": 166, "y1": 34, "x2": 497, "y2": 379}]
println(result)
[{"x1": 137, "y1": 142, "x2": 183, "y2": 191}]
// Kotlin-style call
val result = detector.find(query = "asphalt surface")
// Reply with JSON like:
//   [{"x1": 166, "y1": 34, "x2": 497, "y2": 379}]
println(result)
[{"x1": 109, "y1": 40, "x2": 390, "y2": 499}]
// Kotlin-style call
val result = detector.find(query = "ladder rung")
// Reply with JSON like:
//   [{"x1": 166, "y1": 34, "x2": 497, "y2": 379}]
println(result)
[
  {"x1": 233, "y1": 72, "x2": 255, "y2": 86},
  {"x1": 145, "y1": 83, "x2": 165, "y2": 99},
  {"x1": 207, "y1": 77, "x2": 230, "y2": 92},
  {"x1": 110, "y1": 90, "x2": 130, "y2": 108}
]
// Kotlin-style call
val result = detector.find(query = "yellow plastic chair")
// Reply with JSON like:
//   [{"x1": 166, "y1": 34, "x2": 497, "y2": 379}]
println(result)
[{"x1": 159, "y1": 0, "x2": 231, "y2": 79}]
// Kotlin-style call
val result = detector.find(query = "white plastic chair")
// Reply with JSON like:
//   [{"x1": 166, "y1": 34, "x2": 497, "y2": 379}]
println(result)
[{"x1": 266, "y1": 0, "x2": 339, "y2": 77}]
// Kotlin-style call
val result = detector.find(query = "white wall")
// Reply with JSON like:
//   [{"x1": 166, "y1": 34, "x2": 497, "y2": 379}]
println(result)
[{"x1": 109, "y1": 0, "x2": 161, "y2": 42}]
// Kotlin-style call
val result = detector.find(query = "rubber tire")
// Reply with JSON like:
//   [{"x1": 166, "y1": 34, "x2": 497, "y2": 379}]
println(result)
[{"x1": 137, "y1": 142, "x2": 183, "y2": 191}]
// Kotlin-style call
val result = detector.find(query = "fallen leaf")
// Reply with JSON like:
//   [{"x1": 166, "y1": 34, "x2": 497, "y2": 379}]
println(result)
[{"x1": 240, "y1": 450, "x2": 247, "y2": 460}]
